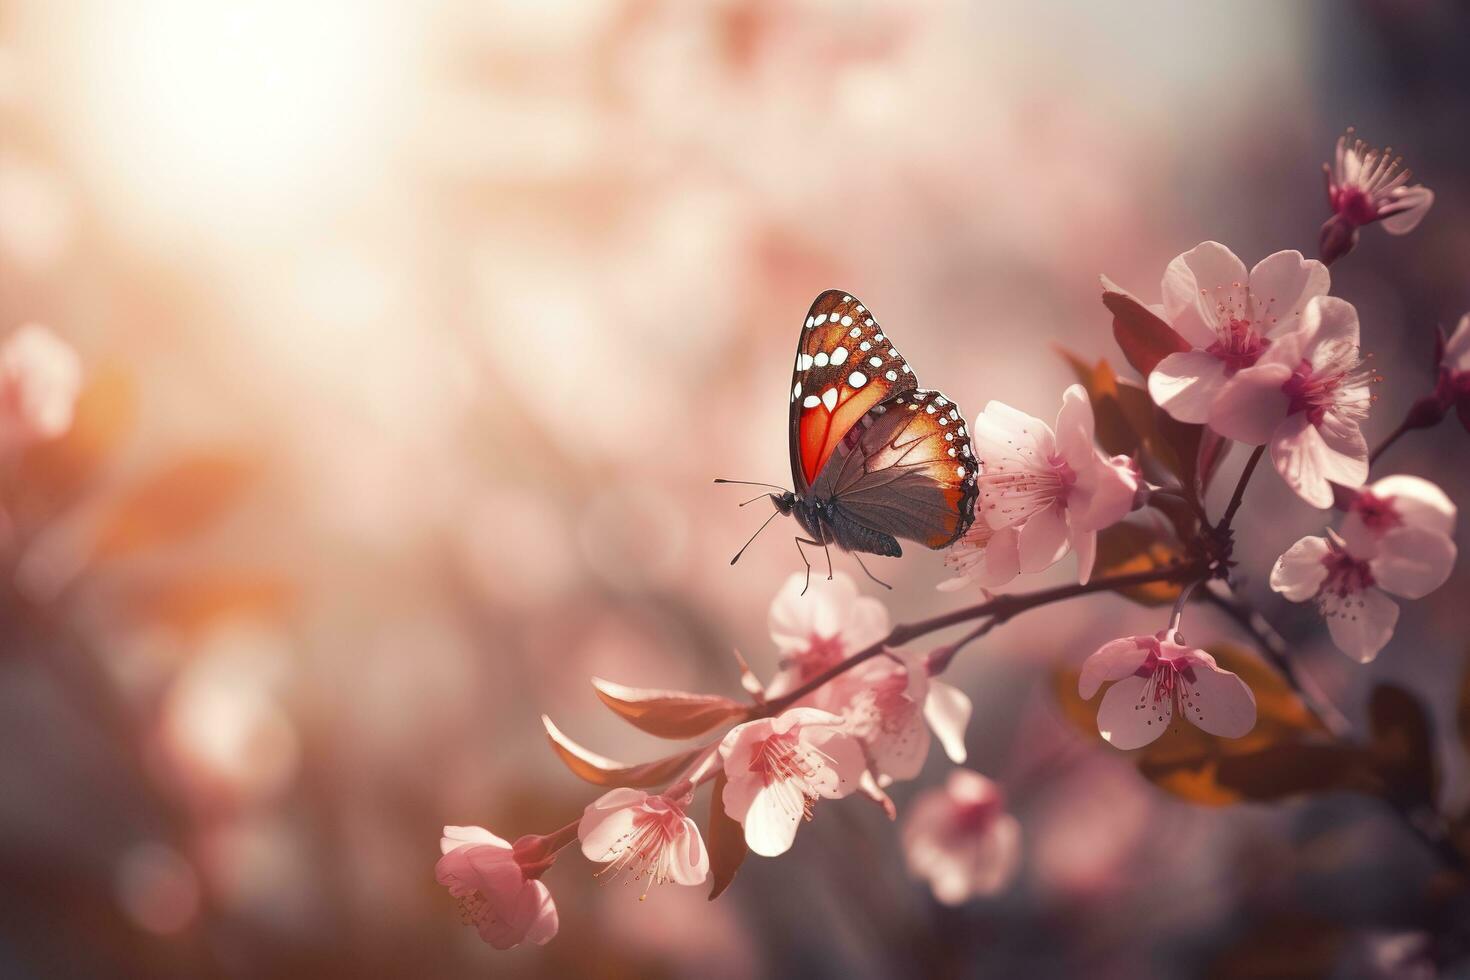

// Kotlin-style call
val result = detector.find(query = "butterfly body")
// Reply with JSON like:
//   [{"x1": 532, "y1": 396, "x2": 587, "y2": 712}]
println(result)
[{"x1": 771, "y1": 290, "x2": 978, "y2": 564}]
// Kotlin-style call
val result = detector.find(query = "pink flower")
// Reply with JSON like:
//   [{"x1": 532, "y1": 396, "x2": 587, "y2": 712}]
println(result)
[
  {"x1": 579, "y1": 788, "x2": 708, "y2": 894},
  {"x1": 947, "y1": 385, "x2": 1138, "y2": 588},
  {"x1": 1133, "y1": 242, "x2": 1329, "y2": 424},
  {"x1": 0, "y1": 323, "x2": 82, "y2": 454},
  {"x1": 1319, "y1": 128, "x2": 1434, "y2": 265},
  {"x1": 1438, "y1": 313, "x2": 1470, "y2": 432},
  {"x1": 1271, "y1": 524, "x2": 1456, "y2": 663},
  {"x1": 435, "y1": 825, "x2": 559, "y2": 950},
  {"x1": 765, "y1": 571, "x2": 889, "y2": 698},
  {"x1": 1339, "y1": 474, "x2": 1456, "y2": 554},
  {"x1": 826, "y1": 649, "x2": 972, "y2": 785},
  {"x1": 1210, "y1": 295, "x2": 1374, "y2": 508},
  {"x1": 1078, "y1": 633, "x2": 1257, "y2": 750},
  {"x1": 902, "y1": 769, "x2": 1021, "y2": 904},
  {"x1": 718, "y1": 707, "x2": 866, "y2": 856}
]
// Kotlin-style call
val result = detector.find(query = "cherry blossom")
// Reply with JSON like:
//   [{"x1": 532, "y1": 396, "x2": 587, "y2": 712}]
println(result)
[
  {"x1": 948, "y1": 385, "x2": 1138, "y2": 588},
  {"x1": 1271, "y1": 525, "x2": 1456, "y2": 663},
  {"x1": 902, "y1": 769, "x2": 1021, "y2": 904},
  {"x1": 1078, "y1": 633, "x2": 1257, "y2": 750},
  {"x1": 718, "y1": 707, "x2": 866, "y2": 857},
  {"x1": 1319, "y1": 128, "x2": 1434, "y2": 265},
  {"x1": 0, "y1": 322, "x2": 82, "y2": 455},
  {"x1": 824, "y1": 649, "x2": 972, "y2": 785},
  {"x1": 1437, "y1": 313, "x2": 1470, "y2": 432},
  {"x1": 765, "y1": 571, "x2": 889, "y2": 698},
  {"x1": 1339, "y1": 474, "x2": 1456, "y2": 555},
  {"x1": 435, "y1": 825, "x2": 559, "y2": 950},
  {"x1": 1210, "y1": 295, "x2": 1375, "y2": 508},
  {"x1": 1125, "y1": 242, "x2": 1329, "y2": 424},
  {"x1": 579, "y1": 788, "x2": 708, "y2": 894}
]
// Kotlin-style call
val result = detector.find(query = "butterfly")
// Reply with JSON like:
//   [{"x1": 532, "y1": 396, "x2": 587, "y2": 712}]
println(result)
[{"x1": 722, "y1": 290, "x2": 978, "y2": 590}]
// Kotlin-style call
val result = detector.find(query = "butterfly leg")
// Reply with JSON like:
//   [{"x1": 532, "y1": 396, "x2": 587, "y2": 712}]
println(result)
[
  {"x1": 852, "y1": 552, "x2": 893, "y2": 591},
  {"x1": 793, "y1": 537, "x2": 821, "y2": 596}
]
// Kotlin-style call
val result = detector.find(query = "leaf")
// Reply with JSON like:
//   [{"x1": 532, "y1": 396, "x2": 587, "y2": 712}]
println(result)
[
  {"x1": 541, "y1": 716, "x2": 705, "y2": 788},
  {"x1": 120, "y1": 571, "x2": 294, "y2": 637},
  {"x1": 1368, "y1": 684, "x2": 1438, "y2": 809},
  {"x1": 1196, "y1": 428, "x2": 1231, "y2": 492},
  {"x1": 1092, "y1": 522, "x2": 1186, "y2": 607},
  {"x1": 1100, "y1": 275, "x2": 1190, "y2": 378},
  {"x1": 1056, "y1": 349, "x2": 1139, "y2": 458},
  {"x1": 592, "y1": 678, "x2": 747, "y2": 740},
  {"x1": 1054, "y1": 645, "x2": 1370, "y2": 806},
  {"x1": 706, "y1": 772, "x2": 747, "y2": 900},
  {"x1": 14, "y1": 366, "x2": 136, "y2": 519},
  {"x1": 92, "y1": 453, "x2": 259, "y2": 561}
]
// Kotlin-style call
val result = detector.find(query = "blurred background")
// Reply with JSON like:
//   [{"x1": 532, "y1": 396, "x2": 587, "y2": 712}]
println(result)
[{"x1": 2, "y1": 0, "x2": 1469, "y2": 976}]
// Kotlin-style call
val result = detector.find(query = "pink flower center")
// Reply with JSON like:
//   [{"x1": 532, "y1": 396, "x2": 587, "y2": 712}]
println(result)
[
  {"x1": 1331, "y1": 185, "x2": 1381, "y2": 227},
  {"x1": 749, "y1": 732, "x2": 819, "y2": 787},
  {"x1": 792, "y1": 634, "x2": 847, "y2": 682},
  {"x1": 1320, "y1": 549, "x2": 1373, "y2": 597},
  {"x1": 1280, "y1": 355, "x2": 1380, "y2": 426},
  {"x1": 1206, "y1": 317, "x2": 1269, "y2": 373},
  {"x1": 592, "y1": 799, "x2": 687, "y2": 896},
  {"x1": 950, "y1": 795, "x2": 1003, "y2": 835},
  {"x1": 1128, "y1": 646, "x2": 1205, "y2": 729},
  {"x1": 1350, "y1": 490, "x2": 1402, "y2": 533},
  {"x1": 1047, "y1": 453, "x2": 1077, "y2": 505}
]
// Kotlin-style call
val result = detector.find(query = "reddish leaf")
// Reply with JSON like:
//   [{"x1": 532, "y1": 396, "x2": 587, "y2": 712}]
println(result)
[
  {"x1": 541, "y1": 716, "x2": 704, "y2": 788},
  {"x1": 1368, "y1": 684, "x2": 1438, "y2": 808},
  {"x1": 1100, "y1": 275, "x2": 1190, "y2": 378},
  {"x1": 706, "y1": 772, "x2": 747, "y2": 900},
  {"x1": 92, "y1": 453, "x2": 259, "y2": 561},
  {"x1": 1196, "y1": 428, "x2": 1231, "y2": 492},
  {"x1": 1057, "y1": 349, "x2": 1139, "y2": 458},
  {"x1": 592, "y1": 678, "x2": 747, "y2": 740},
  {"x1": 1092, "y1": 522, "x2": 1186, "y2": 607}
]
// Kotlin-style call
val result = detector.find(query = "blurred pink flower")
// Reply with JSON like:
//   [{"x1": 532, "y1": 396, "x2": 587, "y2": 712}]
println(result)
[
  {"x1": 765, "y1": 571, "x2": 889, "y2": 697},
  {"x1": 902, "y1": 769, "x2": 1021, "y2": 904},
  {"x1": 1319, "y1": 128, "x2": 1433, "y2": 265},
  {"x1": 1211, "y1": 296, "x2": 1373, "y2": 507},
  {"x1": 1078, "y1": 633, "x2": 1256, "y2": 750},
  {"x1": 579, "y1": 788, "x2": 709, "y2": 892},
  {"x1": 719, "y1": 707, "x2": 865, "y2": 857},
  {"x1": 1126, "y1": 242, "x2": 1329, "y2": 424},
  {"x1": 826, "y1": 649, "x2": 971, "y2": 785},
  {"x1": 949, "y1": 384, "x2": 1137, "y2": 588},
  {"x1": 0, "y1": 323, "x2": 82, "y2": 454},
  {"x1": 435, "y1": 825, "x2": 558, "y2": 950},
  {"x1": 1271, "y1": 524, "x2": 1456, "y2": 663},
  {"x1": 1439, "y1": 313, "x2": 1470, "y2": 431},
  {"x1": 1339, "y1": 474, "x2": 1456, "y2": 554}
]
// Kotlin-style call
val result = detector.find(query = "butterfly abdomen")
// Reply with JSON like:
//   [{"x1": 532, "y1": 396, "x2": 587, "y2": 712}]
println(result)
[{"x1": 825, "y1": 504, "x2": 903, "y2": 558}]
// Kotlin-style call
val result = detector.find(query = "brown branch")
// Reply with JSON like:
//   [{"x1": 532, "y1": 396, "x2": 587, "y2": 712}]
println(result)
[{"x1": 1219, "y1": 444, "x2": 1266, "y2": 532}]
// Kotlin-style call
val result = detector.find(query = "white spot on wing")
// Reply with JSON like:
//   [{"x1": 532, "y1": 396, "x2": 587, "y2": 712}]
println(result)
[
  {"x1": 840, "y1": 315, "x2": 853, "y2": 327},
  {"x1": 848, "y1": 371, "x2": 867, "y2": 388},
  {"x1": 803, "y1": 394, "x2": 820, "y2": 408},
  {"x1": 886, "y1": 370, "x2": 898, "y2": 381},
  {"x1": 814, "y1": 313, "x2": 828, "y2": 326},
  {"x1": 821, "y1": 388, "x2": 838, "y2": 411},
  {"x1": 814, "y1": 351, "x2": 829, "y2": 367},
  {"x1": 830, "y1": 347, "x2": 848, "y2": 366}
]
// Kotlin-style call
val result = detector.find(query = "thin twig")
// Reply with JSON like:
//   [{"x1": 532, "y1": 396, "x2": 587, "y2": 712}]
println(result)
[
  {"x1": 1369, "y1": 417, "x2": 1412, "y2": 466},
  {"x1": 1219, "y1": 444, "x2": 1266, "y2": 532}
]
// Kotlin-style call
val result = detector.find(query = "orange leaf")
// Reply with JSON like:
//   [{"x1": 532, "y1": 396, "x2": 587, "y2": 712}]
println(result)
[
  {"x1": 541, "y1": 716, "x2": 704, "y2": 788},
  {"x1": 1368, "y1": 684, "x2": 1438, "y2": 808},
  {"x1": 706, "y1": 772, "x2": 747, "y2": 900},
  {"x1": 592, "y1": 678, "x2": 747, "y2": 739},
  {"x1": 92, "y1": 453, "x2": 259, "y2": 561},
  {"x1": 121, "y1": 571, "x2": 294, "y2": 637},
  {"x1": 1092, "y1": 522, "x2": 1186, "y2": 607}
]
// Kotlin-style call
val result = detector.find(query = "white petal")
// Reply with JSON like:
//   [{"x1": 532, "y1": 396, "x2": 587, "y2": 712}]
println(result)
[
  {"x1": 1367, "y1": 475, "x2": 1457, "y2": 539},
  {"x1": 1324, "y1": 587, "x2": 1399, "y2": 663},
  {"x1": 1270, "y1": 413, "x2": 1367, "y2": 510},
  {"x1": 1370, "y1": 527, "x2": 1456, "y2": 600},
  {"x1": 923, "y1": 681, "x2": 972, "y2": 764},
  {"x1": 1072, "y1": 526, "x2": 1097, "y2": 584},
  {"x1": 1209, "y1": 363, "x2": 1292, "y2": 444},
  {"x1": 1299, "y1": 296, "x2": 1361, "y2": 370},
  {"x1": 1017, "y1": 503, "x2": 1070, "y2": 573},
  {"x1": 1246, "y1": 250, "x2": 1331, "y2": 337},
  {"x1": 1161, "y1": 242, "x2": 1248, "y2": 347},
  {"x1": 1096, "y1": 674, "x2": 1169, "y2": 750},
  {"x1": 1078, "y1": 636, "x2": 1150, "y2": 700},
  {"x1": 1054, "y1": 384, "x2": 1096, "y2": 470},
  {"x1": 1381, "y1": 185, "x2": 1433, "y2": 234},
  {"x1": 1182, "y1": 659, "x2": 1257, "y2": 738},
  {"x1": 743, "y1": 783, "x2": 806, "y2": 856},
  {"x1": 1270, "y1": 535, "x2": 1331, "y2": 601},
  {"x1": 1148, "y1": 352, "x2": 1230, "y2": 424}
]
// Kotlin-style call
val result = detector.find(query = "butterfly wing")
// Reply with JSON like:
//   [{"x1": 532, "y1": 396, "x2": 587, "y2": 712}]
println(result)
[
  {"x1": 788, "y1": 290, "x2": 917, "y2": 492},
  {"x1": 810, "y1": 389, "x2": 978, "y2": 549}
]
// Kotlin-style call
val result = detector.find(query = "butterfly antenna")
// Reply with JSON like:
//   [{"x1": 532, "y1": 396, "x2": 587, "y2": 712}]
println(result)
[
  {"x1": 730, "y1": 509, "x2": 782, "y2": 565},
  {"x1": 852, "y1": 553, "x2": 893, "y2": 591},
  {"x1": 714, "y1": 478, "x2": 789, "y2": 492},
  {"x1": 737, "y1": 494, "x2": 768, "y2": 507}
]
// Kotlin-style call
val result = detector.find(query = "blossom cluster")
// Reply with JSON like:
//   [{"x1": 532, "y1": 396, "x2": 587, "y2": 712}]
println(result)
[{"x1": 436, "y1": 129, "x2": 1465, "y2": 952}]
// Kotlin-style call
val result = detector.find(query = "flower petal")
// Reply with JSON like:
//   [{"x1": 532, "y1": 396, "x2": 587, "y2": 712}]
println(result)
[
  {"x1": 924, "y1": 681, "x2": 972, "y2": 764},
  {"x1": 742, "y1": 782, "x2": 806, "y2": 856},
  {"x1": 1068, "y1": 455, "x2": 1139, "y2": 533},
  {"x1": 1072, "y1": 527, "x2": 1097, "y2": 584},
  {"x1": 1055, "y1": 384, "x2": 1096, "y2": 470},
  {"x1": 1097, "y1": 674, "x2": 1169, "y2": 750},
  {"x1": 1148, "y1": 351, "x2": 1230, "y2": 424},
  {"x1": 441, "y1": 825, "x2": 511, "y2": 856},
  {"x1": 1299, "y1": 296, "x2": 1361, "y2": 371},
  {"x1": 1443, "y1": 314, "x2": 1470, "y2": 373},
  {"x1": 518, "y1": 880, "x2": 560, "y2": 947},
  {"x1": 1161, "y1": 242, "x2": 1248, "y2": 347},
  {"x1": 1368, "y1": 475, "x2": 1457, "y2": 539},
  {"x1": 1079, "y1": 636, "x2": 1151, "y2": 700},
  {"x1": 1247, "y1": 250, "x2": 1331, "y2": 338},
  {"x1": 1183, "y1": 657, "x2": 1257, "y2": 738},
  {"x1": 1270, "y1": 412, "x2": 1367, "y2": 509},
  {"x1": 1380, "y1": 185, "x2": 1433, "y2": 234},
  {"x1": 1018, "y1": 502, "x2": 1070, "y2": 573},
  {"x1": 1209, "y1": 363, "x2": 1292, "y2": 444},
  {"x1": 579, "y1": 789, "x2": 649, "y2": 861},
  {"x1": 1370, "y1": 526, "x2": 1456, "y2": 600},
  {"x1": 1270, "y1": 536, "x2": 1331, "y2": 601},
  {"x1": 1324, "y1": 587, "x2": 1399, "y2": 663},
  {"x1": 671, "y1": 816, "x2": 710, "y2": 885}
]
